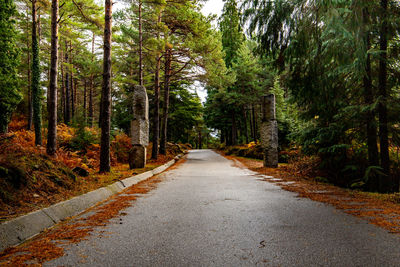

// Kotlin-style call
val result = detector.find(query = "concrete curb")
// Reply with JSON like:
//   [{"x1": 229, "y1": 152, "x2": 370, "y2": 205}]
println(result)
[{"x1": 0, "y1": 154, "x2": 183, "y2": 252}]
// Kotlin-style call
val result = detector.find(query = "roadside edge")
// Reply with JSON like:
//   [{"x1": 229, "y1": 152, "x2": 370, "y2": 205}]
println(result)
[{"x1": 0, "y1": 154, "x2": 183, "y2": 252}]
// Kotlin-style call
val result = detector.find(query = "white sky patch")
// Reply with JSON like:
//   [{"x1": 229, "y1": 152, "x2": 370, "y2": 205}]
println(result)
[
  {"x1": 198, "y1": 0, "x2": 224, "y2": 103},
  {"x1": 201, "y1": 0, "x2": 224, "y2": 17},
  {"x1": 112, "y1": 0, "x2": 225, "y2": 104}
]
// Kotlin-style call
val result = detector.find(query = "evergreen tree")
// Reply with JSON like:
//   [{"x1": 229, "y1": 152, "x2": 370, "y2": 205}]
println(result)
[
  {"x1": 31, "y1": 0, "x2": 42, "y2": 145},
  {"x1": 100, "y1": 0, "x2": 113, "y2": 173},
  {"x1": 47, "y1": 0, "x2": 59, "y2": 155},
  {"x1": 219, "y1": 0, "x2": 242, "y2": 68},
  {"x1": 0, "y1": 0, "x2": 21, "y2": 134}
]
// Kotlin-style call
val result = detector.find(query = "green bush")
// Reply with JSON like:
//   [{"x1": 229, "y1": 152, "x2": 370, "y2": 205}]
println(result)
[{"x1": 69, "y1": 126, "x2": 100, "y2": 152}]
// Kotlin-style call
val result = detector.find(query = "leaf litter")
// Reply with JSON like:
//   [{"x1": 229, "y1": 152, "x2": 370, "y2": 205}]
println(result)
[
  {"x1": 0, "y1": 170, "x2": 171, "y2": 266},
  {"x1": 223, "y1": 153, "x2": 400, "y2": 235}
]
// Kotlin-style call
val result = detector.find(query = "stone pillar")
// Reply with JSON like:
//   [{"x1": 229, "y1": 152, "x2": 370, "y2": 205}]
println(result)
[
  {"x1": 260, "y1": 94, "x2": 278, "y2": 168},
  {"x1": 130, "y1": 85, "x2": 149, "y2": 169}
]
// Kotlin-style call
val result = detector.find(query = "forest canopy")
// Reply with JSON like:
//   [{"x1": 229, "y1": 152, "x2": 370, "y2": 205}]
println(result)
[{"x1": 1, "y1": 0, "x2": 400, "y2": 193}]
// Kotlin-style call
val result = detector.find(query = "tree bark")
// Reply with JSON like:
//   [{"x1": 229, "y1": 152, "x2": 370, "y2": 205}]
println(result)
[
  {"x1": 70, "y1": 42, "x2": 75, "y2": 120},
  {"x1": 100, "y1": 0, "x2": 113, "y2": 173},
  {"x1": 27, "y1": 43, "x2": 33, "y2": 130},
  {"x1": 88, "y1": 32, "x2": 95, "y2": 127},
  {"x1": 31, "y1": 0, "x2": 42, "y2": 145},
  {"x1": 252, "y1": 105, "x2": 256, "y2": 141},
  {"x1": 138, "y1": 0, "x2": 143, "y2": 86},
  {"x1": 89, "y1": 77, "x2": 94, "y2": 127},
  {"x1": 160, "y1": 48, "x2": 172, "y2": 155},
  {"x1": 378, "y1": 0, "x2": 391, "y2": 192},
  {"x1": 46, "y1": 0, "x2": 59, "y2": 155},
  {"x1": 69, "y1": 41, "x2": 76, "y2": 120},
  {"x1": 26, "y1": 7, "x2": 33, "y2": 131},
  {"x1": 243, "y1": 107, "x2": 249, "y2": 144},
  {"x1": 151, "y1": 12, "x2": 162, "y2": 160},
  {"x1": 231, "y1": 112, "x2": 237, "y2": 145},
  {"x1": 64, "y1": 41, "x2": 70, "y2": 124},
  {"x1": 363, "y1": 8, "x2": 379, "y2": 191},
  {"x1": 83, "y1": 79, "x2": 87, "y2": 122},
  {"x1": 198, "y1": 128, "x2": 202, "y2": 149},
  {"x1": 152, "y1": 54, "x2": 161, "y2": 159}
]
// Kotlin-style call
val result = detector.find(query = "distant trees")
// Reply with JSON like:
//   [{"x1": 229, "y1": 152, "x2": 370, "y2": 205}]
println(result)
[
  {"x1": 0, "y1": 0, "x2": 21, "y2": 134},
  {"x1": 241, "y1": 0, "x2": 400, "y2": 192},
  {"x1": 205, "y1": 0, "x2": 271, "y2": 147},
  {"x1": 4, "y1": 0, "x2": 224, "y2": 172}
]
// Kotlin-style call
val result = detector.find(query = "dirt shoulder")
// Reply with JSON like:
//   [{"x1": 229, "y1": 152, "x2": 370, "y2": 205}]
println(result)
[
  {"x1": 221, "y1": 152, "x2": 400, "y2": 234},
  {"x1": 0, "y1": 120, "x2": 188, "y2": 221}
]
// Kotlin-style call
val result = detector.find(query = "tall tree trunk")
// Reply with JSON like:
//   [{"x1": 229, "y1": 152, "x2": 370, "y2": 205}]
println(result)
[
  {"x1": 59, "y1": 48, "x2": 65, "y2": 123},
  {"x1": 64, "y1": 41, "x2": 70, "y2": 124},
  {"x1": 89, "y1": 78, "x2": 94, "y2": 127},
  {"x1": 83, "y1": 79, "x2": 87, "y2": 123},
  {"x1": 88, "y1": 32, "x2": 95, "y2": 127},
  {"x1": 198, "y1": 128, "x2": 202, "y2": 149},
  {"x1": 160, "y1": 48, "x2": 172, "y2": 155},
  {"x1": 69, "y1": 42, "x2": 75, "y2": 120},
  {"x1": 27, "y1": 44, "x2": 33, "y2": 130},
  {"x1": 26, "y1": 7, "x2": 33, "y2": 130},
  {"x1": 138, "y1": 0, "x2": 143, "y2": 86},
  {"x1": 47, "y1": 0, "x2": 59, "y2": 155},
  {"x1": 31, "y1": 0, "x2": 42, "y2": 145},
  {"x1": 378, "y1": 0, "x2": 391, "y2": 192},
  {"x1": 243, "y1": 107, "x2": 249, "y2": 144},
  {"x1": 151, "y1": 12, "x2": 162, "y2": 160},
  {"x1": 37, "y1": 11, "x2": 41, "y2": 44},
  {"x1": 252, "y1": 105, "x2": 256, "y2": 141},
  {"x1": 152, "y1": 55, "x2": 161, "y2": 159},
  {"x1": 249, "y1": 104, "x2": 254, "y2": 141},
  {"x1": 100, "y1": 0, "x2": 113, "y2": 173},
  {"x1": 60, "y1": 48, "x2": 65, "y2": 123},
  {"x1": 71, "y1": 77, "x2": 75, "y2": 119},
  {"x1": 363, "y1": 8, "x2": 379, "y2": 191},
  {"x1": 231, "y1": 112, "x2": 237, "y2": 145},
  {"x1": 70, "y1": 41, "x2": 75, "y2": 120},
  {"x1": 98, "y1": 90, "x2": 103, "y2": 128},
  {"x1": 73, "y1": 78, "x2": 77, "y2": 117}
]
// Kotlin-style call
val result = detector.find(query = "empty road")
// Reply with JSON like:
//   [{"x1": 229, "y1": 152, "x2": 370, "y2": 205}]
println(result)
[{"x1": 47, "y1": 150, "x2": 400, "y2": 266}]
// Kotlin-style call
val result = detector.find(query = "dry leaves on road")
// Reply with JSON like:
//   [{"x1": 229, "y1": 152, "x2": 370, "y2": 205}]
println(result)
[{"x1": 225, "y1": 154, "x2": 400, "y2": 234}]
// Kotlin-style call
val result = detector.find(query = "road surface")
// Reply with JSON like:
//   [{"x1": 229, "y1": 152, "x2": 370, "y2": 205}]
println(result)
[{"x1": 47, "y1": 150, "x2": 400, "y2": 266}]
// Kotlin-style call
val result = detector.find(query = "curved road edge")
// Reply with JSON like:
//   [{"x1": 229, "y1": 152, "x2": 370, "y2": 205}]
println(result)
[{"x1": 0, "y1": 154, "x2": 184, "y2": 252}]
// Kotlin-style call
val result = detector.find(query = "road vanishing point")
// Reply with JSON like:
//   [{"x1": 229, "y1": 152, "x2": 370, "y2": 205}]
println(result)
[{"x1": 47, "y1": 150, "x2": 400, "y2": 266}]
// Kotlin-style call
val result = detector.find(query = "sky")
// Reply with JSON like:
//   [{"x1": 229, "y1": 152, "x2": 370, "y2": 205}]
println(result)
[
  {"x1": 114, "y1": 0, "x2": 225, "y2": 103},
  {"x1": 201, "y1": 0, "x2": 224, "y2": 17},
  {"x1": 196, "y1": 1, "x2": 224, "y2": 102}
]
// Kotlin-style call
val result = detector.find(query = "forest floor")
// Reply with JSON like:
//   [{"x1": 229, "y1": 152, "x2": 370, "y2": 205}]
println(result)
[
  {"x1": 0, "y1": 116, "x2": 187, "y2": 222},
  {"x1": 220, "y1": 152, "x2": 400, "y2": 235}
]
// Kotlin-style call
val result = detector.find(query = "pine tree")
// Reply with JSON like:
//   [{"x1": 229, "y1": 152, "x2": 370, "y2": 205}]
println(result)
[
  {"x1": 31, "y1": 0, "x2": 42, "y2": 145},
  {"x1": 378, "y1": 0, "x2": 391, "y2": 192},
  {"x1": 100, "y1": 0, "x2": 113, "y2": 173},
  {"x1": 0, "y1": 0, "x2": 21, "y2": 134},
  {"x1": 46, "y1": 0, "x2": 59, "y2": 155}
]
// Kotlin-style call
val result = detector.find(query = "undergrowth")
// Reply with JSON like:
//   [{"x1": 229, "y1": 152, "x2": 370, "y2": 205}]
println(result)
[{"x1": 0, "y1": 116, "x2": 185, "y2": 221}]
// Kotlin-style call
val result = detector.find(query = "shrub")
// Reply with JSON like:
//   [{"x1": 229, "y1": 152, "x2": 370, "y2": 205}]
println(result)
[
  {"x1": 111, "y1": 133, "x2": 132, "y2": 163},
  {"x1": 69, "y1": 127, "x2": 100, "y2": 152}
]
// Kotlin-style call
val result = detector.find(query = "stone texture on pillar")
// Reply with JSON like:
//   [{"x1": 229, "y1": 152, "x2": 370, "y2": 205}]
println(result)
[
  {"x1": 260, "y1": 94, "x2": 278, "y2": 168},
  {"x1": 130, "y1": 85, "x2": 149, "y2": 169}
]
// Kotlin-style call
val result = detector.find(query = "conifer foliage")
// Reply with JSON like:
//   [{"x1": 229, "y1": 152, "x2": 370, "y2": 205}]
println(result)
[
  {"x1": 0, "y1": 0, "x2": 21, "y2": 134},
  {"x1": 242, "y1": 0, "x2": 400, "y2": 192}
]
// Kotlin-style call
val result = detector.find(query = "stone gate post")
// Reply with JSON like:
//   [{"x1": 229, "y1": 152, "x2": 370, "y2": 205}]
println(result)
[
  {"x1": 260, "y1": 94, "x2": 278, "y2": 168},
  {"x1": 129, "y1": 85, "x2": 149, "y2": 169}
]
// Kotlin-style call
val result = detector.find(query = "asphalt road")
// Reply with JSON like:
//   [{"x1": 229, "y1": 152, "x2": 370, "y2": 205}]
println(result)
[{"x1": 47, "y1": 150, "x2": 400, "y2": 266}]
